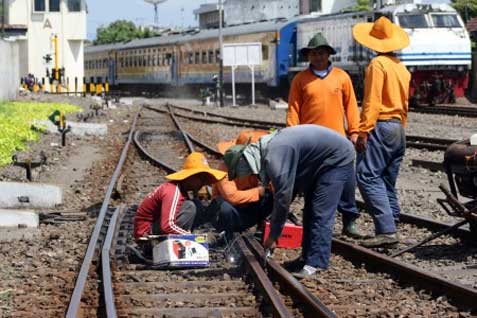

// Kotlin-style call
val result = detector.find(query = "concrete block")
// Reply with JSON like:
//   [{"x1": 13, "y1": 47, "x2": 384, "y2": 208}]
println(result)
[
  {"x1": 0, "y1": 182, "x2": 63, "y2": 209},
  {"x1": 0, "y1": 209, "x2": 39, "y2": 228},
  {"x1": 269, "y1": 99, "x2": 288, "y2": 110},
  {"x1": 33, "y1": 120, "x2": 108, "y2": 136},
  {"x1": 0, "y1": 228, "x2": 41, "y2": 241}
]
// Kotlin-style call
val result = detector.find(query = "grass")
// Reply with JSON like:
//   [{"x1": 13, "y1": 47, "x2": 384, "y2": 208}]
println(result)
[{"x1": 0, "y1": 101, "x2": 81, "y2": 167}]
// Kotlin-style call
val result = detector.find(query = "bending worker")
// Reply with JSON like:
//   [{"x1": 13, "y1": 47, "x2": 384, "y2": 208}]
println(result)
[
  {"x1": 352, "y1": 17, "x2": 411, "y2": 247},
  {"x1": 224, "y1": 125, "x2": 355, "y2": 278},
  {"x1": 287, "y1": 32, "x2": 362, "y2": 238},
  {"x1": 134, "y1": 152, "x2": 226, "y2": 240},
  {"x1": 213, "y1": 130, "x2": 273, "y2": 239}
]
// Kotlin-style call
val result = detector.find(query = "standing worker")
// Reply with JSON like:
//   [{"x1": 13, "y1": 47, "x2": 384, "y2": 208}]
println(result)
[
  {"x1": 352, "y1": 16, "x2": 411, "y2": 247},
  {"x1": 224, "y1": 125, "x2": 355, "y2": 278},
  {"x1": 287, "y1": 33, "x2": 363, "y2": 238},
  {"x1": 134, "y1": 152, "x2": 226, "y2": 241}
]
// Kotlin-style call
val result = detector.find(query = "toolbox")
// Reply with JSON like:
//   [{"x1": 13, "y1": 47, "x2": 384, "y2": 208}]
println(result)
[
  {"x1": 262, "y1": 221, "x2": 303, "y2": 249},
  {"x1": 150, "y1": 234, "x2": 209, "y2": 268}
]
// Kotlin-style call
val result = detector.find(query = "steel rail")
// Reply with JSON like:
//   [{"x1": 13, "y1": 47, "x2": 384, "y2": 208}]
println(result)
[
  {"x1": 331, "y1": 238, "x2": 477, "y2": 308},
  {"x1": 102, "y1": 206, "x2": 122, "y2": 318},
  {"x1": 244, "y1": 236, "x2": 337, "y2": 318},
  {"x1": 235, "y1": 236, "x2": 294, "y2": 318},
  {"x1": 66, "y1": 111, "x2": 140, "y2": 318},
  {"x1": 166, "y1": 104, "x2": 195, "y2": 152},
  {"x1": 133, "y1": 130, "x2": 176, "y2": 173},
  {"x1": 411, "y1": 105, "x2": 477, "y2": 118},
  {"x1": 411, "y1": 159, "x2": 444, "y2": 172},
  {"x1": 356, "y1": 200, "x2": 473, "y2": 241}
]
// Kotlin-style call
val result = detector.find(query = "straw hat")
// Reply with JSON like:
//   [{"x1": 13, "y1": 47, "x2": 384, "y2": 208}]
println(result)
[
  {"x1": 300, "y1": 32, "x2": 336, "y2": 57},
  {"x1": 352, "y1": 16, "x2": 409, "y2": 53},
  {"x1": 217, "y1": 130, "x2": 269, "y2": 155},
  {"x1": 166, "y1": 152, "x2": 226, "y2": 182}
]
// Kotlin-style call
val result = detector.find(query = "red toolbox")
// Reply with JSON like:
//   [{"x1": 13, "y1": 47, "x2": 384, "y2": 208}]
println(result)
[{"x1": 262, "y1": 221, "x2": 303, "y2": 249}]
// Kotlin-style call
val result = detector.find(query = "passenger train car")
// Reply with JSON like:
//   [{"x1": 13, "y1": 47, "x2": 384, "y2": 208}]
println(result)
[{"x1": 85, "y1": 3, "x2": 471, "y2": 104}]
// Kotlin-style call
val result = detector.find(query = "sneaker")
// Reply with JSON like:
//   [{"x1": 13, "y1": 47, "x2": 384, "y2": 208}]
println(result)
[
  {"x1": 342, "y1": 217, "x2": 366, "y2": 239},
  {"x1": 360, "y1": 233, "x2": 399, "y2": 248},
  {"x1": 292, "y1": 265, "x2": 321, "y2": 279}
]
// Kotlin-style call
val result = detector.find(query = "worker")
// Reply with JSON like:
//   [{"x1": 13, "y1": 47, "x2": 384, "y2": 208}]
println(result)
[
  {"x1": 224, "y1": 125, "x2": 355, "y2": 278},
  {"x1": 212, "y1": 129, "x2": 273, "y2": 239},
  {"x1": 352, "y1": 16, "x2": 411, "y2": 247},
  {"x1": 287, "y1": 32, "x2": 363, "y2": 238},
  {"x1": 134, "y1": 152, "x2": 226, "y2": 241}
]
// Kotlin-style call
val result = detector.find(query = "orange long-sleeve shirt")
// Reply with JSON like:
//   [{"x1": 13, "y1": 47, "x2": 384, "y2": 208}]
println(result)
[
  {"x1": 360, "y1": 55, "x2": 411, "y2": 134},
  {"x1": 212, "y1": 162, "x2": 260, "y2": 206},
  {"x1": 287, "y1": 67, "x2": 360, "y2": 137}
]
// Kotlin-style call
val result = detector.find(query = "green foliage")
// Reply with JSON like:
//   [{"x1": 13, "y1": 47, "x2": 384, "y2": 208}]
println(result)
[
  {"x1": 0, "y1": 101, "x2": 81, "y2": 167},
  {"x1": 451, "y1": 0, "x2": 477, "y2": 22},
  {"x1": 342, "y1": 0, "x2": 371, "y2": 13},
  {"x1": 94, "y1": 20, "x2": 157, "y2": 45}
]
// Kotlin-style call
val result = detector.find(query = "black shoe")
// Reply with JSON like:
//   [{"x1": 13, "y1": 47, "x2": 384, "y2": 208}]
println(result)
[
  {"x1": 282, "y1": 257, "x2": 305, "y2": 272},
  {"x1": 361, "y1": 233, "x2": 399, "y2": 248}
]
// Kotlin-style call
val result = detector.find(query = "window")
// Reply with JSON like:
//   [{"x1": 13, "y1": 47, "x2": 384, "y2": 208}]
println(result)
[
  {"x1": 215, "y1": 49, "x2": 220, "y2": 63},
  {"x1": 431, "y1": 14, "x2": 461, "y2": 28},
  {"x1": 208, "y1": 50, "x2": 214, "y2": 64},
  {"x1": 34, "y1": 0, "x2": 46, "y2": 11},
  {"x1": 202, "y1": 51, "x2": 207, "y2": 64},
  {"x1": 195, "y1": 52, "x2": 200, "y2": 64},
  {"x1": 310, "y1": 0, "x2": 321, "y2": 12},
  {"x1": 398, "y1": 14, "x2": 428, "y2": 28},
  {"x1": 49, "y1": 0, "x2": 60, "y2": 12},
  {"x1": 67, "y1": 0, "x2": 81, "y2": 12},
  {"x1": 262, "y1": 45, "x2": 269, "y2": 61}
]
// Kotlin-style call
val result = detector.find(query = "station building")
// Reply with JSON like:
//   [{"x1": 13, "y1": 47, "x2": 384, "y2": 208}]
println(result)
[{"x1": 2, "y1": 0, "x2": 86, "y2": 91}]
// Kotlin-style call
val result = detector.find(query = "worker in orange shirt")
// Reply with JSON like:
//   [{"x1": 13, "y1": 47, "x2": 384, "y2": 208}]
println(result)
[
  {"x1": 212, "y1": 130, "x2": 273, "y2": 239},
  {"x1": 352, "y1": 17, "x2": 411, "y2": 247},
  {"x1": 287, "y1": 32, "x2": 363, "y2": 239}
]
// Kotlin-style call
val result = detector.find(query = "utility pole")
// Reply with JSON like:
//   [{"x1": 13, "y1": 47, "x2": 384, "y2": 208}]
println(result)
[
  {"x1": 218, "y1": 0, "x2": 224, "y2": 107},
  {"x1": 1, "y1": 0, "x2": 6, "y2": 39}
]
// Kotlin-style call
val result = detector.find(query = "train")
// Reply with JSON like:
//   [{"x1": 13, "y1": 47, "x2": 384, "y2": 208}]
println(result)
[{"x1": 85, "y1": 2, "x2": 472, "y2": 105}]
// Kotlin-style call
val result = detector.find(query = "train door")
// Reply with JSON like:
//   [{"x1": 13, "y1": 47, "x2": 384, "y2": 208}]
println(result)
[
  {"x1": 108, "y1": 51, "x2": 117, "y2": 85},
  {"x1": 171, "y1": 49, "x2": 179, "y2": 86}
]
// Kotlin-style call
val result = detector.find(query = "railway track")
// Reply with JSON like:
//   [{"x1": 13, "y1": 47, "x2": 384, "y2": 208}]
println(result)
[{"x1": 411, "y1": 104, "x2": 477, "y2": 118}]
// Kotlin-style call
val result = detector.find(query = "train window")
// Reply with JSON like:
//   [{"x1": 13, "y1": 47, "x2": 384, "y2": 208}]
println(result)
[
  {"x1": 119, "y1": 58, "x2": 124, "y2": 68},
  {"x1": 215, "y1": 49, "x2": 220, "y2": 63},
  {"x1": 152, "y1": 55, "x2": 156, "y2": 66},
  {"x1": 262, "y1": 45, "x2": 269, "y2": 61},
  {"x1": 103, "y1": 59, "x2": 107, "y2": 68},
  {"x1": 208, "y1": 50, "x2": 214, "y2": 64},
  {"x1": 34, "y1": 0, "x2": 45, "y2": 11},
  {"x1": 398, "y1": 14, "x2": 428, "y2": 28},
  {"x1": 310, "y1": 0, "x2": 321, "y2": 12},
  {"x1": 188, "y1": 52, "x2": 194, "y2": 64},
  {"x1": 202, "y1": 52, "x2": 207, "y2": 64},
  {"x1": 166, "y1": 53, "x2": 172, "y2": 65},
  {"x1": 67, "y1": 0, "x2": 82, "y2": 12},
  {"x1": 49, "y1": 0, "x2": 60, "y2": 12},
  {"x1": 195, "y1": 52, "x2": 200, "y2": 64},
  {"x1": 431, "y1": 14, "x2": 461, "y2": 28}
]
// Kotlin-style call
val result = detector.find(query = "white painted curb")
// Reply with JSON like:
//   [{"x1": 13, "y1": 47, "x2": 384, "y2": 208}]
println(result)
[
  {"x1": 0, "y1": 182, "x2": 63, "y2": 209},
  {"x1": 0, "y1": 209, "x2": 39, "y2": 228},
  {"x1": 33, "y1": 120, "x2": 108, "y2": 136}
]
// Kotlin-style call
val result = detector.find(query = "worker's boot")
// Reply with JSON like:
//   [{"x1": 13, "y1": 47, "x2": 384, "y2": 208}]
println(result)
[
  {"x1": 360, "y1": 233, "x2": 399, "y2": 248},
  {"x1": 342, "y1": 216, "x2": 365, "y2": 239}
]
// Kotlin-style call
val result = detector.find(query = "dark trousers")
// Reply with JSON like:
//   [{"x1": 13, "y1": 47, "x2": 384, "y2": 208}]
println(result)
[
  {"x1": 152, "y1": 200, "x2": 198, "y2": 234},
  {"x1": 356, "y1": 121, "x2": 405, "y2": 234},
  {"x1": 215, "y1": 192, "x2": 274, "y2": 236},
  {"x1": 338, "y1": 163, "x2": 359, "y2": 220},
  {"x1": 302, "y1": 162, "x2": 354, "y2": 269}
]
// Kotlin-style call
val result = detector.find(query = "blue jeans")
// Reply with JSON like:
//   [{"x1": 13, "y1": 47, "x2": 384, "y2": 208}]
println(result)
[
  {"x1": 215, "y1": 191, "x2": 274, "y2": 236},
  {"x1": 356, "y1": 121, "x2": 405, "y2": 234},
  {"x1": 302, "y1": 162, "x2": 354, "y2": 269},
  {"x1": 338, "y1": 163, "x2": 359, "y2": 220}
]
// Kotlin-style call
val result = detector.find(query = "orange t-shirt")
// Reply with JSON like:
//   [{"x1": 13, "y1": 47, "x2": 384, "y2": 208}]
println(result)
[{"x1": 287, "y1": 67, "x2": 360, "y2": 136}]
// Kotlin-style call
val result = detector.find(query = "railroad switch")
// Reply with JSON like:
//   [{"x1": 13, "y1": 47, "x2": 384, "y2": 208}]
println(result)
[
  {"x1": 12, "y1": 151, "x2": 47, "y2": 181},
  {"x1": 49, "y1": 110, "x2": 72, "y2": 147}
]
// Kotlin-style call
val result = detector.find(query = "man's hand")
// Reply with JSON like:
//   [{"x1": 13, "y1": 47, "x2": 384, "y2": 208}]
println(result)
[
  {"x1": 349, "y1": 133, "x2": 358, "y2": 146},
  {"x1": 356, "y1": 133, "x2": 368, "y2": 153},
  {"x1": 263, "y1": 237, "x2": 276, "y2": 250}
]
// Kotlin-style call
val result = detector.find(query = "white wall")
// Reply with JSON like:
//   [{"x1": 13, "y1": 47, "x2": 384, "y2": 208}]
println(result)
[
  {"x1": 7, "y1": 0, "x2": 86, "y2": 91},
  {"x1": 225, "y1": 0, "x2": 299, "y2": 25},
  {"x1": 0, "y1": 39, "x2": 20, "y2": 101}
]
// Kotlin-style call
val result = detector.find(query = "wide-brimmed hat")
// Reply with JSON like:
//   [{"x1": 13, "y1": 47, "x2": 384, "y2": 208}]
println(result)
[
  {"x1": 217, "y1": 129, "x2": 269, "y2": 155},
  {"x1": 166, "y1": 152, "x2": 226, "y2": 182},
  {"x1": 300, "y1": 33, "x2": 336, "y2": 56},
  {"x1": 352, "y1": 16, "x2": 409, "y2": 53}
]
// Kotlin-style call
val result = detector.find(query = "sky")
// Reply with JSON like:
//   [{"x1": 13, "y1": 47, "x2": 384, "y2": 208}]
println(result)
[{"x1": 87, "y1": 0, "x2": 216, "y2": 40}]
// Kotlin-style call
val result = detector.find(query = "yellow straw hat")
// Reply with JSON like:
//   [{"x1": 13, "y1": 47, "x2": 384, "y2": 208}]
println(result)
[
  {"x1": 217, "y1": 130, "x2": 269, "y2": 155},
  {"x1": 352, "y1": 16, "x2": 410, "y2": 53},
  {"x1": 165, "y1": 152, "x2": 226, "y2": 182}
]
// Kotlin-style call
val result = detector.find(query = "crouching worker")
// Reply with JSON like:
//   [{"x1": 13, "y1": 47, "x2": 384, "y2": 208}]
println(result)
[
  {"x1": 134, "y1": 152, "x2": 226, "y2": 241},
  {"x1": 224, "y1": 125, "x2": 355, "y2": 278},
  {"x1": 212, "y1": 130, "x2": 274, "y2": 239}
]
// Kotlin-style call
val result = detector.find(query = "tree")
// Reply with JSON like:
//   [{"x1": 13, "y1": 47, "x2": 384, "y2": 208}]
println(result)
[
  {"x1": 341, "y1": 0, "x2": 371, "y2": 13},
  {"x1": 94, "y1": 20, "x2": 157, "y2": 45},
  {"x1": 452, "y1": 0, "x2": 477, "y2": 22}
]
